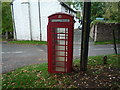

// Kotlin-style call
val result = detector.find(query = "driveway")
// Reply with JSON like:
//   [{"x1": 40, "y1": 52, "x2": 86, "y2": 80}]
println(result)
[{"x1": 1, "y1": 30, "x2": 120, "y2": 73}]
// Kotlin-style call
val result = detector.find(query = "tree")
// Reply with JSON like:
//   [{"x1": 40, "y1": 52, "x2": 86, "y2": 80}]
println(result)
[
  {"x1": 73, "y1": 2, "x2": 83, "y2": 10},
  {"x1": 91, "y1": 2, "x2": 106, "y2": 20},
  {"x1": 73, "y1": 2, "x2": 83, "y2": 19},
  {"x1": 2, "y1": 2, "x2": 13, "y2": 38},
  {"x1": 103, "y1": 2, "x2": 119, "y2": 21},
  {"x1": 66, "y1": 2, "x2": 83, "y2": 19},
  {"x1": 80, "y1": 2, "x2": 91, "y2": 71},
  {"x1": 66, "y1": 2, "x2": 119, "y2": 22},
  {"x1": 0, "y1": 2, "x2": 2, "y2": 35}
]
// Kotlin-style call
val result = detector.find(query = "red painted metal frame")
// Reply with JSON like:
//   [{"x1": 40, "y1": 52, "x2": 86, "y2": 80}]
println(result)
[{"x1": 47, "y1": 13, "x2": 74, "y2": 73}]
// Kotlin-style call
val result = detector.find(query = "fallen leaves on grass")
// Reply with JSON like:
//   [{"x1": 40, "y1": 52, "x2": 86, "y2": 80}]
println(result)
[
  {"x1": 2, "y1": 55, "x2": 120, "y2": 88},
  {"x1": 71, "y1": 64, "x2": 120, "y2": 89}
]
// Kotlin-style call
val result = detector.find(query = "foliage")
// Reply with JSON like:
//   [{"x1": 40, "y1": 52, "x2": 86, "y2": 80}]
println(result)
[
  {"x1": 73, "y1": 2, "x2": 83, "y2": 10},
  {"x1": 73, "y1": 2, "x2": 83, "y2": 19},
  {"x1": 2, "y1": 55, "x2": 120, "y2": 88},
  {"x1": 68, "y1": 2, "x2": 119, "y2": 22},
  {"x1": 90, "y1": 19, "x2": 119, "y2": 28},
  {"x1": 90, "y1": 20, "x2": 105, "y2": 28},
  {"x1": 76, "y1": 11, "x2": 81, "y2": 19},
  {"x1": 91, "y1": 2, "x2": 106, "y2": 20},
  {"x1": 103, "y1": 2, "x2": 119, "y2": 22},
  {"x1": 2, "y1": 2, "x2": 13, "y2": 35},
  {"x1": 66, "y1": 2, "x2": 106, "y2": 20},
  {"x1": 90, "y1": 2, "x2": 119, "y2": 22},
  {"x1": 65, "y1": 2, "x2": 83, "y2": 10},
  {"x1": 65, "y1": 2, "x2": 72, "y2": 6},
  {"x1": 65, "y1": 2, "x2": 83, "y2": 19},
  {"x1": 0, "y1": 2, "x2": 2, "y2": 34},
  {"x1": 118, "y1": 2, "x2": 120, "y2": 22}
]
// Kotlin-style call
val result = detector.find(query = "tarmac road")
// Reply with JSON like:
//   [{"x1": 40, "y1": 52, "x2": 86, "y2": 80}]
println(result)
[
  {"x1": 1, "y1": 43, "x2": 47, "y2": 73},
  {"x1": 1, "y1": 30, "x2": 120, "y2": 73}
]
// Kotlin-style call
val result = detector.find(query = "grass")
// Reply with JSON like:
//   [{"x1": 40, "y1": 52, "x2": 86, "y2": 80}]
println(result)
[
  {"x1": 2, "y1": 55, "x2": 120, "y2": 88},
  {"x1": 2, "y1": 63, "x2": 70, "y2": 88},
  {"x1": 74, "y1": 55, "x2": 120, "y2": 68},
  {"x1": 95, "y1": 40, "x2": 120, "y2": 45},
  {"x1": 0, "y1": 38, "x2": 2, "y2": 41},
  {"x1": 8, "y1": 40, "x2": 47, "y2": 45},
  {"x1": 0, "y1": 38, "x2": 7, "y2": 42},
  {"x1": 0, "y1": 38, "x2": 47, "y2": 45}
]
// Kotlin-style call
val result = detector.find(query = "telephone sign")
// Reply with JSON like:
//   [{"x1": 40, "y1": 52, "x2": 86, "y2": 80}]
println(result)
[{"x1": 51, "y1": 19, "x2": 70, "y2": 22}]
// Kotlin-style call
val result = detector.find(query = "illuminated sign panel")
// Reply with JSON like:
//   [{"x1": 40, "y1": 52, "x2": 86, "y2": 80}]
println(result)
[{"x1": 51, "y1": 19, "x2": 70, "y2": 22}]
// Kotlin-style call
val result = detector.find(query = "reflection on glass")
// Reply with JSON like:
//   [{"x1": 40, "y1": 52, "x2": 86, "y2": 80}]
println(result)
[
  {"x1": 59, "y1": 40, "x2": 65, "y2": 45},
  {"x1": 66, "y1": 28, "x2": 68, "y2": 33},
  {"x1": 55, "y1": 62, "x2": 65, "y2": 66},
  {"x1": 56, "y1": 46, "x2": 65, "y2": 50},
  {"x1": 57, "y1": 51, "x2": 65, "y2": 56},
  {"x1": 57, "y1": 34, "x2": 68, "y2": 39},
  {"x1": 65, "y1": 52, "x2": 68, "y2": 56},
  {"x1": 52, "y1": 28, "x2": 69, "y2": 72},
  {"x1": 56, "y1": 28, "x2": 68, "y2": 33},
  {"x1": 56, "y1": 57, "x2": 65, "y2": 61},
  {"x1": 57, "y1": 28, "x2": 65, "y2": 33}
]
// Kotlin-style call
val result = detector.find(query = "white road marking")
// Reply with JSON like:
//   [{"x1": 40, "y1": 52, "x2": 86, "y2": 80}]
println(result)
[
  {"x1": 39, "y1": 50, "x2": 44, "y2": 51},
  {"x1": 93, "y1": 48, "x2": 113, "y2": 50},
  {"x1": 92, "y1": 48, "x2": 120, "y2": 51},
  {"x1": 2, "y1": 51, "x2": 23, "y2": 54}
]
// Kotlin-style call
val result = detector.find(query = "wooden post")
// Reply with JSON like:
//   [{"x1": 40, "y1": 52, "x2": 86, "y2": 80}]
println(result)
[
  {"x1": 80, "y1": 2, "x2": 91, "y2": 71},
  {"x1": 113, "y1": 29, "x2": 117, "y2": 54}
]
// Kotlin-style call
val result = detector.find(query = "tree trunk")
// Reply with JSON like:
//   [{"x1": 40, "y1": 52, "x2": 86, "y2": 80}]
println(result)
[{"x1": 80, "y1": 2, "x2": 91, "y2": 71}]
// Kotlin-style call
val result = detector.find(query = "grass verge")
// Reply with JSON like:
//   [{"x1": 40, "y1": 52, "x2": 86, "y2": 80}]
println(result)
[
  {"x1": 8, "y1": 40, "x2": 47, "y2": 45},
  {"x1": 95, "y1": 40, "x2": 120, "y2": 45},
  {"x1": 2, "y1": 55, "x2": 120, "y2": 88},
  {"x1": 0, "y1": 38, "x2": 2, "y2": 41}
]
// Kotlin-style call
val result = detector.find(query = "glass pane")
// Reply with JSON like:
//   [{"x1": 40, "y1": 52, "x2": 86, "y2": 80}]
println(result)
[
  {"x1": 66, "y1": 41, "x2": 68, "y2": 45},
  {"x1": 56, "y1": 46, "x2": 65, "y2": 50},
  {"x1": 66, "y1": 46, "x2": 68, "y2": 50},
  {"x1": 57, "y1": 34, "x2": 60, "y2": 39},
  {"x1": 56, "y1": 28, "x2": 60, "y2": 33},
  {"x1": 55, "y1": 67, "x2": 65, "y2": 72},
  {"x1": 56, "y1": 51, "x2": 65, "y2": 56},
  {"x1": 60, "y1": 35, "x2": 65, "y2": 39},
  {"x1": 57, "y1": 34, "x2": 66, "y2": 39},
  {"x1": 65, "y1": 57, "x2": 68, "y2": 62},
  {"x1": 59, "y1": 40, "x2": 65, "y2": 45},
  {"x1": 60, "y1": 28, "x2": 65, "y2": 33},
  {"x1": 60, "y1": 34, "x2": 65, "y2": 37},
  {"x1": 57, "y1": 40, "x2": 67, "y2": 45},
  {"x1": 55, "y1": 62, "x2": 65, "y2": 66},
  {"x1": 56, "y1": 57, "x2": 65, "y2": 61},
  {"x1": 65, "y1": 52, "x2": 68, "y2": 56},
  {"x1": 66, "y1": 28, "x2": 68, "y2": 33},
  {"x1": 57, "y1": 28, "x2": 65, "y2": 33},
  {"x1": 66, "y1": 34, "x2": 68, "y2": 37}
]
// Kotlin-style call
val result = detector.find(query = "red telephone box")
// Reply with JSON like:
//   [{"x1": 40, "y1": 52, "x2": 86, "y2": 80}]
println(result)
[{"x1": 47, "y1": 13, "x2": 74, "y2": 73}]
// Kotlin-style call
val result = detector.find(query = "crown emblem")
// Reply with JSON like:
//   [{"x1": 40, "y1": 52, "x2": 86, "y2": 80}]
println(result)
[{"x1": 58, "y1": 15, "x2": 62, "y2": 18}]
